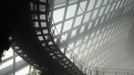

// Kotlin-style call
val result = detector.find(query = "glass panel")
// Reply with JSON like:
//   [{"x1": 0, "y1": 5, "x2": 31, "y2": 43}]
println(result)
[
  {"x1": 74, "y1": 15, "x2": 83, "y2": 27},
  {"x1": 66, "y1": 4, "x2": 77, "y2": 19},
  {"x1": 95, "y1": 0, "x2": 103, "y2": 8},
  {"x1": 77, "y1": 1, "x2": 87, "y2": 15},
  {"x1": 91, "y1": 9, "x2": 99, "y2": 20},
  {"x1": 98, "y1": 7, "x2": 105, "y2": 17},
  {"x1": 83, "y1": 12, "x2": 91, "y2": 23},
  {"x1": 71, "y1": 29, "x2": 77, "y2": 37},
  {"x1": 63, "y1": 19, "x2": 73, "y2": 32},
  {"x1": 87, "y1": 0, "x2": 96, "y2": 11},
  {"x1": 53, "y1": 8, "x2": 65, "y2": 23}
]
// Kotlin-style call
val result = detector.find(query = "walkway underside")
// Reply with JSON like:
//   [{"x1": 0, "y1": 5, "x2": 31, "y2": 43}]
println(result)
[{"x1": 11, "y1": 0, "x2": 85, "y2": 75}]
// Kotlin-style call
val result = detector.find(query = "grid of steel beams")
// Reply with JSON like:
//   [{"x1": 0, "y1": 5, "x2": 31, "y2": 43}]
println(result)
[
  {"x1": 33, "y1": 0, "x2": 134, "y2": 74},
  {"x1": 51, "y1": 0, "x2": 134, "y2": 71}
]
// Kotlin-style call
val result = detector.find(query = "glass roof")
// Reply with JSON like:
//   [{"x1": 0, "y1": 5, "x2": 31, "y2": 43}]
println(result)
[
  {"x1": 1, "y1": 0, "x2": 134, "y2": 75},
  {"x1": 51, "y1": 0, "x2": 134, "y2": 70}
]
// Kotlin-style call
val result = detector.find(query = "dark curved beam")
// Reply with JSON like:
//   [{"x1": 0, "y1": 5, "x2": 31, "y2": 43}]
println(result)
[{"x1": 11, "y1": 0, "x2": 85, "y2": 75}]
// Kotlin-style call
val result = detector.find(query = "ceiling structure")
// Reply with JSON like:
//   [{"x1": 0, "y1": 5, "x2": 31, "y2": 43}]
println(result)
[
  {"x1": 1, "y1": 0, "x2": 134, "y2": 75},
  {"x1": 51, "y1": 0, "x2": 134, "y2": 70}
]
